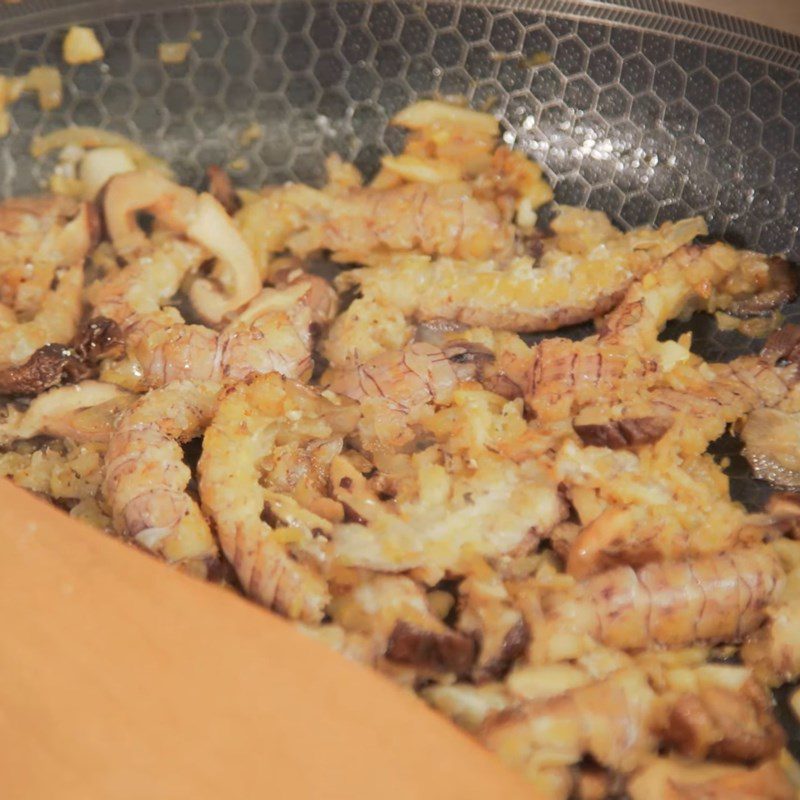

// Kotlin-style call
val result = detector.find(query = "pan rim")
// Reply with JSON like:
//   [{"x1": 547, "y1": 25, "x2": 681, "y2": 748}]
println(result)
[{"x1": 0, "y1": 0, "x2": 799, "y2": 70}]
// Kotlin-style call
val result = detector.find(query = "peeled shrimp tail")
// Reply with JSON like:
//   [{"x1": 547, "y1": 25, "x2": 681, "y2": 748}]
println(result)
[
  {"x1": 96, "y1": 250, "x2": 318, "y2": 390},
  {"x1": 525, "y1": 337, "x2": 658, "y2": 422},
  {"x1": 533, "y1": 547, "x2": 784, "y2": 662},
  {"x1": 102, "y1": 381, "x2": 219, "y2": 575},
  {"x1": 342, "y1": 216, "x2": 705, "y2": 333},
  {"x1": 199, "y1": 374, "x2": 357, "y2": 622},
  {"x1": 89, "y1": 237, "x2": 206, "y2": 325}
]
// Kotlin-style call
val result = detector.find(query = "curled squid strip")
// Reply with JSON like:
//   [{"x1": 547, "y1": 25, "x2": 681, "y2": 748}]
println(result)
[{"x1": 103, "y1": 169, "x2": 260, "y2": 323}]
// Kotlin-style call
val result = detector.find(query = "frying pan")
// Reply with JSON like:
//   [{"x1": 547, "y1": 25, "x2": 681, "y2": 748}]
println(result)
[{"x1": 0, "y1": 0, "x2": 799, "y2": 775}]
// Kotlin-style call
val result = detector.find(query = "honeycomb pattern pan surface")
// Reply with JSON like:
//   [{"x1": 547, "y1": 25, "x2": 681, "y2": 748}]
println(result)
[{"x1": 0, "y1": 0, "x2": 798, "y2": 752}]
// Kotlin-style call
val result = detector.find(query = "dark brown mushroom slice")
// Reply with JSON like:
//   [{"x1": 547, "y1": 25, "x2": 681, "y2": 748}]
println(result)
[
  {"x1": 0, "y1": 343, "x2": 89, "y2": 396},
  {"x1": 457, "y1": 579, "x2": 530, "y2": 682},
  {"x1": 441, "y1": 341, "x2": 496, "y2": 384},
  {"x1": 385, "y1": 620, "x2": 477, "y2": 675},
  {"x1": 573, "y1": 415, "x2": 673, "y2": 450},
  {"x1": 205, "y1": 165, "x2": 241, "y2": 216},
  {"x1": 473, "y1": 618, "x2": 530, "y2": 683},
  {"x1": 728, "y1": 257, "x2": 797, "y2": 317},
  {"x1": 761, "y1": 323, "x2": 800, "y2": 366},
  {"x1": 74, "y1": 316, "x2": 125, "y2": 364}
]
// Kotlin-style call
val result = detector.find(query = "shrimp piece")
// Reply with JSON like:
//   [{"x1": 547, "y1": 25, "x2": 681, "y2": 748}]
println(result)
[
  {"x1": 0, "y1": 381, "x2": 131, "y2": 445},
  {"x1": 741, "y1": 602, "x2": 800, "y2": 687},
  {"x1": 342, "y1": 216, "x2": 706, "y2": 333},
  {"x1": 103, "y1": 170, "x2": 260, "y2": 323},
  {"x1": 199, "y1": 374, "x2": 359, "y2": 622},
  {"x1": 88, "y1": 235, "x2": 204, "y2": 326},
  {"x1": 531, "y1": 547, "x2": 784, "y2": 663},
  {"x1": 321, "y1": 296, "x2": 413, "y2": 369},
  {"x1": 200, "y1": 374, "x2": 563, "y2": 618},
  {"x1": 91, "y1": 238, "x2": 324, "y2": 390},
  {"x1": 627, "y1": 757, "x2": 795, "y2": 800},
  {"x1": 480, "y1": 669, "x2": 657, "y2": 775},
  {"x1": 238, "y1": 179, "x2": 516, "y2": 280},
  {"x1": 118, "y1": 279, "x2": 318, "y2": 390},
  {"x1": 102, "y1": 381, "x2": 219, "y2": 575},
  {"x1": 0, "y1": 194, "x2": 82, "y2": 315},
  {"x1": 0, "y1": 203, "x2": 95, "y2": 367},
  {"x1": 525, "y1": 244, "x2": 795, "y2": 423},
  {"x1": 553, "y1": 442, "x2": 778, "y2": 577},
  {"x1": 323, "y1": 339, "x2": 494, "y2": 448},
  {"x1": 325, "y1": 341, "x2": 493, "y2": 414},
  {"x1": 526, "y1": 337, "x2": 660, "y2": 423}
]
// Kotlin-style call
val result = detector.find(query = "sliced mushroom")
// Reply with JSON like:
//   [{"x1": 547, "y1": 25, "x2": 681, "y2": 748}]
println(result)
[
  {"x1": 386, "y1": 620, "x2": 476, "y2": 675},
  {"x1": 185, "y1": 193, "x2": 262, "y2": 325},
  {"x1": 728, "y1": 257, "x2": 797, "y2": 317},
  {"x1": 761, "y1": 323, "x2": 800, "y2": 366},
  {"x1": 457, "y1": 575, "x2": 529, "y2": 682},
  {"x1": 205, "y1": 165, "x2": 241, "y2": 215},
  {"x1": 0, "y1": 343, "x2": 88, "y2": 396},
  {"x1": 103, "y1": 169, "x2": 196, "y2": 255},
  {"x1": 73, "y1": 316, "x2": 124, "y2": 364},
  {"x1": 573, "y1": 414, "x2": 673, "y2": 449}
]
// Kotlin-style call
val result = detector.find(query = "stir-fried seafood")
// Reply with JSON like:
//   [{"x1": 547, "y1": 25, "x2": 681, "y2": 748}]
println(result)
[
  {"x1": 2, "y1": 99, "x2": 800, "y2": 796},
  {"x1": 102, "y1": 381, "x2": 219, "y2": 577}
]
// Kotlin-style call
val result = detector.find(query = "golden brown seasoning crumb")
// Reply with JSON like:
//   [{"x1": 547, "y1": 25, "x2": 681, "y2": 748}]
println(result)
[
  {"x1": 63, "y1": 26, "x2": 104, "y2": 65},
  {"x1": 0, "y1": 67, "x2": 62, "y2": 137},
  {"x1": 238, "y1": 122, "x2": 263, "y2": 147},
  {"x1": 158, "y1": 42, "x2": 191, "y2": 65}
]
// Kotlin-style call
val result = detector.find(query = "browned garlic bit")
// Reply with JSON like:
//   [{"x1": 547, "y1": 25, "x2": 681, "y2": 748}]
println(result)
[
  {"x1": 62, "y1": 26, "x2": 104, "y2": 65},
  {"x1": 158, "y1": 42, "x2": 191, "y2": 64},
  {"x1": 2, "y1": 99, "x2": 800, "y2": 796},
  {"x1": 0, "y1": 66, "x2": 62, "y2": 137}
]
